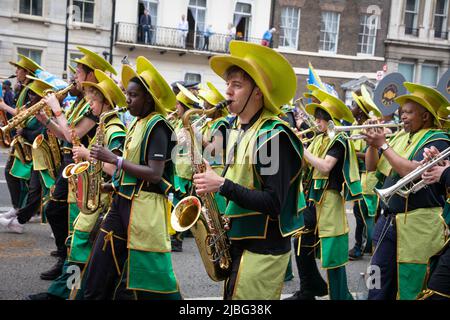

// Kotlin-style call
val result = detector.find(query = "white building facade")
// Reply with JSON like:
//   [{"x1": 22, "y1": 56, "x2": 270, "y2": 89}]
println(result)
[{"x1": 385, "y1": 0, "x2": 450, "y2": 87}]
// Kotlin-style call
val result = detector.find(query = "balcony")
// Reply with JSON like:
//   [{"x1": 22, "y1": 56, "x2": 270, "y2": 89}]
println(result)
[
  {"x1": 404, "y1": 27, "x2": 419, "y2": 36},
  {"x1": 434, "y1": 30, "x2": 448, "y2": 40},
  {"x1": 115, "y1": 22, "x2": 262, "y2": 54}
]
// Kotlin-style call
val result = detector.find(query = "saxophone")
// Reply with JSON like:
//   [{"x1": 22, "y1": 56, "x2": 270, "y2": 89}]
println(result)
[
  {"x1": 170, "y1": 99, "x2": 232, "y2": 282},
  {"x1": 32, "y1": 105, "x2": 62, "y2": 180},
  {"x1": 70, "y1": 107, "x2": 126, "y2": 214}
]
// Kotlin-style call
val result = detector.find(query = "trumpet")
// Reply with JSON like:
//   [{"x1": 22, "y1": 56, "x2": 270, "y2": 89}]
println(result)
[
  {"x1": 374, "y1": 146, "x2": 450, "y2": 205},
  {"x1": 296, "y1": 126, "x2": 320, "y2": 144},
  {"x1": 294, "y1": 97, "x2": 316, "y2": 129},
  {"x1": 327, "y1": 121, "x2": 404, "y2": 139},
  {"x1": 346, "y1": 133, "x2": 396, "y2": 141}
]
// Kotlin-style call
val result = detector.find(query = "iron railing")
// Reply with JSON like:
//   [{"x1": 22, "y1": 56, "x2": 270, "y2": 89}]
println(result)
[{"x1": 115, "y1": 22, "x2": 262, "y2": 53}]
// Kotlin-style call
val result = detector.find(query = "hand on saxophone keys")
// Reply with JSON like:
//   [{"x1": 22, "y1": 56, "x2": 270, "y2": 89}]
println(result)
[
  {"x1": 193, "y1": 159, "x2": 225, "y2": 195},
  {"x1": 90, "y1": 144, "x2": 117, "y2": 164},
  {"x1": 72, "y1": 144, "x2": 89, "y2": 162},
  {"x1": 42, "y1": 93, "x2": 62, "y2": 115}
]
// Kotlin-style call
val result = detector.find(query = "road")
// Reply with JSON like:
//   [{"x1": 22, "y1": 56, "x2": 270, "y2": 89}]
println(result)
[{"x1": 0, "y1": 149, "x2": 370, "y2": 300}]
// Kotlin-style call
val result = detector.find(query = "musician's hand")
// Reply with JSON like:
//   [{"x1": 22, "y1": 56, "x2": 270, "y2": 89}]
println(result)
[
  {"x1": 35, "y1": 110, "x2": 48, "y2": 124},
  {"x1": 421, "y1": 160, "x2": 450, "y2": 185},
  {"x1": 72, "y1": 145, "x2": 89, "y2": 162},
  {"x1": 101, "y1": 183, "x2": 114, "y2": 193},
  {"x1": 193, "y1": 160, "x2": 225, "y2": 195},
  {"x1": 364, "y1": 124, "x2": 386, "y2": 148},
  {"x1": 422, "y1": 146, "x2": 440, "y2": 164},
  {"x1": 43, "y1": 94, "x2": 62, "y2": 114},
  {"x1": 90, "y1": 144, "x2": 117, "y2": 164}
]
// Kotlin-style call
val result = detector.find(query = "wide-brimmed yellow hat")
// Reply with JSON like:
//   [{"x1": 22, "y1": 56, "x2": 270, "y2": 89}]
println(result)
[
  {"x1": 306, "y1": 90, "x2": 354, "y2": 124},
  {"x1": 209, "y1": 41, "x2": 296, "y2": 115},
  {"x1": 9, "y1": 54, "x2": 43, "y2": 74},
  {"x1": 303, "y1": 84, "x2": 328, "y2": 102},
  {"x1": 121, "y1": 56, "x2": 176, "y2": 116},
  {"x1": 25, "y1": 75, "x2": 54, "y2": 98},
  {"x1": 73, "y1": 46, "x2": 116, "y2": 75},
  {"x1": 176, "y1": 83, "x2": 201, "y2": 109},
  {"x1": 360, "y1": 85, "x2": 382, "y2": 118},
  {"x1": 395, "y1": 82, "x2": 449, "y2": 122},
  {"x1": 197, "y1": 82, "x2": 228, "y2": 116},
  {"x1": 68, "y1": 64, "x2": 76, "y2": 75},
  {"x1": 82, "y1": 69, "x2": 126, "y2": 108}
]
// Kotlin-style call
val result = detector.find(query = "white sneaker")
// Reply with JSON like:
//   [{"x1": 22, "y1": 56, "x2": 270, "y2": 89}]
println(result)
[
  {"x1": 6, "y1": 217, "x2": 24, "y2": 234},
  {"x1": 0, "y1": 208, "x2": 18, "y2": 219},
  {"x1": 29, "y1": 215, "x2": 41, "y2": 223},
  {"x1": 0, "y1": 216, "x2": 14, "y2": 228},
  {"x1": 50, "y1": 232, "x2": 54, "y2": 239}
]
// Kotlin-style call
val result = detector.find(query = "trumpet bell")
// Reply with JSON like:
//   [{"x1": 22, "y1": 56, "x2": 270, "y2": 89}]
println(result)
[{"x1": 170, "y1": 196, "x2": 202, "y2": 232}]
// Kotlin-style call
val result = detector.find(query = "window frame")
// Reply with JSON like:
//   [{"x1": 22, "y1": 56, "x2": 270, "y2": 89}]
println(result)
[
  {"x1": 398, "y1": 62, "x2": 416, "y2": 82},
  {"x1": 184, "y1": 72, "x2": 202, "y2": 84},
  {"x1": 434, "y1": 0, "x2": 449, "y2": 38},
  {"x1": 279, "y1": 6, "x2": 301, "y2": 50},
  {"x1": 72, "y1": 0, "x2": 95, "y2": 25},
  {"x1": 421, "y1": 63, "x2": 440, "y2": 87},
  {"x1": 358, "y1": 14, "x2": 378, "y2": 56},
  {"x1": 19, "y1": 0, "x2": 43, "y2": 17},
  {"x1": 319, "y1": 11, "x2": 340, "y2": 54},
  {"x1": 17, "y1": 47, "x2": 43, "y2": 67},
  {"x1": 404, "y1": 0, "x2": 419, "y2": 36}
]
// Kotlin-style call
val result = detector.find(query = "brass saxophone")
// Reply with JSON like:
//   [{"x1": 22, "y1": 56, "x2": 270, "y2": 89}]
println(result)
[
  {"x1": 171, "y1": 99, "x2": 232, "y2": 282},
  {"x1": 0, "y1": 84, "x2": 74, "y2": 147},
  {"x1": 32, "y1": 105, "x2": 62, "y2": 180},
  {"x1": 70, "y1": 107, "x2": 126, "y2": 214}
]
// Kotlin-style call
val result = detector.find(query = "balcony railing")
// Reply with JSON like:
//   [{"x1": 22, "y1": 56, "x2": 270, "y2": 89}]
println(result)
[
  {"x1": 405, "y1": 27, "x2": 419, "y2": 36},
  {"x1": 115, "y1": 22, "x2": 262, "y2": 53}
]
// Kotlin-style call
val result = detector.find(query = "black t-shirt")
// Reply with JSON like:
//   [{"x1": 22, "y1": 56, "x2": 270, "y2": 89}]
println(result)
[
  {"x1": 382, "y1": 139, "x2": 450, "y2": 214},
  {"x1": 220, "y1": 109, "x2": 300, "y2": 255},
  {"x1": 326, "y1": 140, "x2": 345, "y2": 192},
  {"x1": 140, "y1": 120, "x2": 175, "y2": 194}
]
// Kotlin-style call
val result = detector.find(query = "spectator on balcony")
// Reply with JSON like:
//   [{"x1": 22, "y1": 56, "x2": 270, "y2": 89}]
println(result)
[
  {"x1": 261, "y1": 27, "x2": 276, "y2": 47},
  {"x1": 177, "y1": 14, "x2": 189, "y2": 48},
  {"x1": 139, "y1": 9, "x2": 153, "y2": 44},
  {"x1": 202, "y1": 24, "x2": 214, "y2": 51},
  {"x1": 225, "y1": 23, "x2": 236, "y2": 53}
]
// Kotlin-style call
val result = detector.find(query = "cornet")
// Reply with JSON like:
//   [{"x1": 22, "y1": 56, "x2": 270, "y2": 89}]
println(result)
[
  {"x1": 375, "y1": 146, "x2": 450, "y2": 205},
  {"x1": 327, "y1": 121, "x2": 404, "y2": 139},
  {"x1": 294, "y1": 97, "x2": 316, "y2": 129}
]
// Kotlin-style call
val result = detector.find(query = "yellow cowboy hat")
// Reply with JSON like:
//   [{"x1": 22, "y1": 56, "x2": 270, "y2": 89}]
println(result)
[
  {"x1": 121, "y1": 56, "x2": 176, "y2": 116},
  {"x1": 359, "y1": 85, "x2": 382, "y2": 118},
  {"x1": 82, "y1": 69, "x2": 126, "y2": 108},
  {"x1": 306, "y1": 90, "x2": 355, "y2": 124},
  {"x1": 73, "y1": 46, "x2": 117, "y2": 75},
  {"x1": 395, "y1": 82, "x2": 450, "y2": 122},
  {"x1": 303, "y1": 84, "x2": 328, "y2": 102},
  {"x1": 9, "y1": 54, "x2": 43, "y2": 74},
  {"x1": 197, "y1": 82, "x2": 228, "y2": 116},
  {"x1": 209, "y1": 41, "x2": 296, "y2": 115},
  {"x1": 176, "y1": 83, "x2": 201, "y2": 109},
  {"x1": 25, "y1": 75, "x2": 54, "y2": 98}
]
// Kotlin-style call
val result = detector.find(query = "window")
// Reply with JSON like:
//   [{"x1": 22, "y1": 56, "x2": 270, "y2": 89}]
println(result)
[
  {"x1": 19, "y1": 0, "x2": 43, "y2": 16},
  {"x1": 188, "y1": 0, "x2": 206, "y2": 49},
  {"x1": 184, "y1": 73, "x2": 201, "y2": 84},
  {"x1": 73, "y1": 0, "x2": 95, "y2": 24},
  {"x1": 358, "y1": 14, "x2": 378, "y2": 55},
  {"x1": 421, "y1": 64, "x2": 439, "y2": 87},
  {"x1": 404, "y1": 0, "x2": 419, "y2": 36},
  {"x1": 234, "y1": 2, "x2": 252, "y2": 41},
  {"x1": 279, "y1": 7, "x2": 300, "y2": 49},
  {"x1": 17, "y1": 48, "x2": 42, "y2": 66},
  {"x1": 320, "y1": 11, "x2": 340, "y2": 53},
  {"x1": 398, "y1": 63, "x2": 415, "y2": 82},
  {"x1": 434, "y1": 0, "x2": 448, "y2": 39}
]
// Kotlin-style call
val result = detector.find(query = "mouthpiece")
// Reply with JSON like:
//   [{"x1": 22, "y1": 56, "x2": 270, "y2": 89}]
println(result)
[{"x1": 215, "y1": 100, "x2": 233, "y2": 110}]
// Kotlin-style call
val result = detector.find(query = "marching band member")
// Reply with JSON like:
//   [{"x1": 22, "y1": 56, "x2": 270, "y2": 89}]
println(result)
[
  {"x1": 193, "y1": 41, "x2": 304, "y2": 300},
  {"x1": 36, "y1": 46, "x2": 117, "y2": 280},
  {"x1": 0, "y1": 77, "x2": 54, "y2": 234},
  {"x1": 81, "y1": 56, "x2": 181, "y2": 300},
  {"x1": 301, "y1": 91, "x2": 362, "y2": 300},
  {"x1": 0, "y1": 55, "x2": 43, "y2": 223},
  {"x1": 348, "y1": 85, "x2": 383, "y2": 260},
  {"x1": 365, "y1": 83, "x2": 449, "y2": 300}
]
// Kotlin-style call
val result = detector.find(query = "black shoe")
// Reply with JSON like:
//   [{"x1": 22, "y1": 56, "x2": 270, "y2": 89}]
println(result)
[
  {"x1": 283, "y1": 290, "x2": 316, "y2": 300},
  {"x1": 25, "y1": 292, "x2": 63, "y2": 300},
  {"x1": 349, "y1": 247, "x2": 363, "y2": 260},
  {"x1": 40, "y1": 258, "x2": 65, "y2": 280},
  {"x1": 171, "y1": 239, "x2": 183, "y2": 252}
]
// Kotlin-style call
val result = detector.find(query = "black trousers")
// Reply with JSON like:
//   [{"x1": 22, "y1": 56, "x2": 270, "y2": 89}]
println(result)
[
  {"x1": 83, "y1": 195, "x2": 130, "y2": 300},
  {"x1": 17, "y1": 170, "x2": 42, "y2": 224},
  {"x1": 293, "y1": 204, "x2": 327, "y2": 294},
  {"x1": 45, "y1": 156, "x2": 70, "y2": 258},
  {"x1": 353, "y1": 203, "x2": 366, "y2": 251},
  {"x1": 426, "y1": 242, "x2": 450, "y2": 300},
  {"x1": 5, "y1": 154, "x2": 23, "y2": 209}
]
